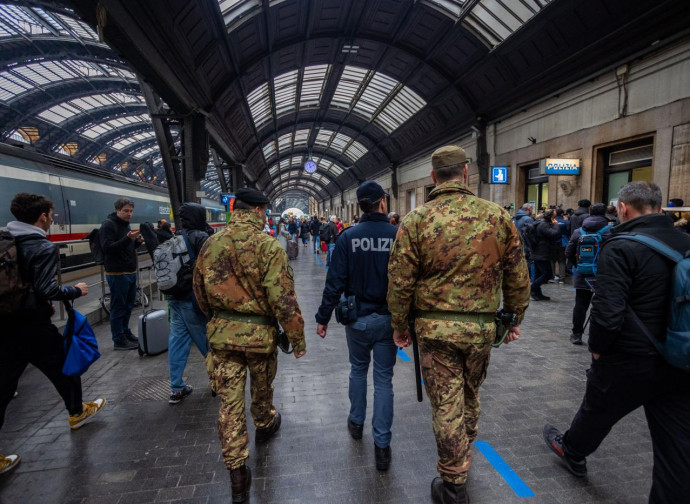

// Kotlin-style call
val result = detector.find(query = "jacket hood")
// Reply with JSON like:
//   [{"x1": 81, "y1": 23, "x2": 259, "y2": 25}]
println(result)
[
  {"x1": 6, "y1": 220, "x2": 46, "y2": 237},
  {"x1": 514, "y1": 210, "x2": 531, "y2": 220},
  {"x1": 581, "y1": 215, "x2": 610, "y2": 232},
  {"x1": 179, "y1": 203, "x2": 207, "y2": 231}
]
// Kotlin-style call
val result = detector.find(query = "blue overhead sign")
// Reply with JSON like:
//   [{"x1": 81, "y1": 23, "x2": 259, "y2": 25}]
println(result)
[
  {"x1": 545, "y1": 158, "x2": 580, "y2": 175},
  {"x1": 491, "y1": 166, "x2": 509, "y2": 184}
]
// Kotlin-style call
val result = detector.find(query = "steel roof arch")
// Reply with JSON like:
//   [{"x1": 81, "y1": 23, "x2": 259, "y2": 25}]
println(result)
[
  {"x1": 269, "y1": 183, "x2": 325, "y2": 202},
  {"x1": 76, "y1": 121, "x2": 153, "y2": 162}
]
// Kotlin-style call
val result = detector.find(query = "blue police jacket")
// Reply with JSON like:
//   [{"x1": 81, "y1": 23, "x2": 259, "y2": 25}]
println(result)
[{"x1": 315, "y1": 212, "x2": 398, "y2": 324}]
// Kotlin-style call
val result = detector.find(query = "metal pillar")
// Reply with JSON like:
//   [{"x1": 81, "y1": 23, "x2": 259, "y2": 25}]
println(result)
[
  {"x1": 210, "y1": 148, "x2": 229, "y2": 193},
  {"x1": 182, "y1": 114, "x2": 208, "y2": 203},
  {"x1": 475, "y1": 118, "x2": 489, "y2": 198},
  {"x1": 140, "y1": 79, "x2": 183, "y2": 228}
]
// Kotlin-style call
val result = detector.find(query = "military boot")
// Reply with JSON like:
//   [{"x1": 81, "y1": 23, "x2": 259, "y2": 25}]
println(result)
[
  {"x1": 230, "y1": 465, "x2": 252, "y2": 503},
  {"x1": 255, "y1": 411, "x2": 281, "y2": 442},
  {"x1": 431, "y1": 477, "x2": 469, "y2": 504}
]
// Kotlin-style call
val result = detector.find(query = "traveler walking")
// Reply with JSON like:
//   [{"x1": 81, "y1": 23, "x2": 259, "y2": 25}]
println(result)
[
  {"x1": 100, "y1": 197, "x2": 142, "y2": 350},
  {"x1": 543, "y1": 181, "x2": 690, "y2": 503},
  {"x1": 310, "y1": 216, "x2": 321, "y2": 252},
  {"x1": 315, "y1": 181, "x2": 398, "y2": 471},
  {"x1": 569, "y1": 199, "x2": 591, "y2": 233},
  {"x1": 193, "y1": 188, "x2": 306, "y2": 503},
  {"x1": 167, "y1": 203, "x2": 210, "y2": 404},
  {"x1": 1, "y1": 193, "x2": 107, "y2": 475},
  {"x1": 387, "y1": 146, "x2": 530, "y2": 503},
  {"x1": 530, "y1": 210, "x2": 561, "y2": 301}
]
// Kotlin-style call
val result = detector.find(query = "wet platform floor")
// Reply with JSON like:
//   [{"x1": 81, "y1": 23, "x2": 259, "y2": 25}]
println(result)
[{"x1": 0, "y1": 245, "x2": 654, "y2": 503}]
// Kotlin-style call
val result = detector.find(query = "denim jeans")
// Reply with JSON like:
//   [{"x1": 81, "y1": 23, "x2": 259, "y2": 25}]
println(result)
[
  {"x1": 312, "y1": 234, "x2": 320, "y2": 252},
  {"x1": 106, "y1": 273, "x2": 137, "y2": 343},
  {"x1": 169, "y1": 299, "x2": 209, "y2": 393},
  {"x1": 327, "y1": 243, "x2": 336, "y2": 265},
  {"x1": 531, "y1": 260, "x2": 552, "y2": 295},
  {"x1": 345, "y1": 312, "x2": 396, "y2": 448}
]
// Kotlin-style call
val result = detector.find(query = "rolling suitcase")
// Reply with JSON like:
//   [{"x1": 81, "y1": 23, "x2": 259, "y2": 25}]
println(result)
[
  {"x1": 138, "y1": 266, "x2": 169, "y2": 356},
  {"x1": 287, "y1": 239, "x2": 299, "y2": 260}
]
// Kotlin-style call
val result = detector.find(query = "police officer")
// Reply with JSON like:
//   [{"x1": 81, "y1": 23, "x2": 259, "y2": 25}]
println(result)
[
  {"x1": 315, "y1": 181, "x2": 398, "y2": 471},
  {"x1": 193, "y1": 188, "x2": 306, "y2": 503},
  {"x1": 387, "y1": 146, "x2": 531, "y2": 504}
]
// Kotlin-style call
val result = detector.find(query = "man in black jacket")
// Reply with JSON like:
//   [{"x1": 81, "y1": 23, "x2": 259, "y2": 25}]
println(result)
[
  {"x1": 530, "y1": 210, "x2": 561, "y2": 301},
  {"x1": 569, "y1": 199, "x2": 591, "y2": 233},
  {"x1": 156, "y1": 219, "x2": 173, "y2": 244},
  {"x1": 1, "y1": 193, "x2": 106, "y2": 475},
  {"x1": 167, "y1": 203, "x2": 210, "y2": 404},
  {"x1": 100, "y1": 197, "x2": 142, "y2": 350},
  {"x1": 543, "y1": 181, "x2": 690, "y2": 502},
  {"x1": 315, "y1": 181, "x2": 398, "y2": 471},
  {"x1": 309, "y1": 216, "x2": 321, "y2": 253},
  {"x1": 564, "y1": 203, "x2": 612, "y2": 345}
]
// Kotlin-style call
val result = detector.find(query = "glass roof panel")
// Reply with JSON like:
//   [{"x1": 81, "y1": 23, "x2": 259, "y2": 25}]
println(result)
[
  {"x1": 293, "y1": 129, "x2": 309, "y2": 147},
  {"x1": 300, "y1": 65, "x2": 329, "y2": 109},
  {"x1": 262, "y1": 140, "x2": 277, "y2": 161},
  {"x1": 331, "y1": 66, "x2": 368, "y2": 110},
  {"x1": 463, "y1": 0, "x2": 550, "y2": 48},
  {"x1": 274, "y1": 69, "x2": 298, "y2": 116},
  {"x1": 247, "y1": 82, "x2": 271, "y2": 129},
  {"x1": 38, "y1": 92, "x2": 144, "y2": 123},
  {"x1": 218, "y1": 0, "x2": 261, "y2": 31},
  {"x1": 0, "y1": 5, "x2": 53, "y2": 37},
  {"x1": 423, "y1": 0, "x2": 468, "y2": 18},
  {"x1": 111, "y1": 131, "x2": 155, "y2": 151},
  {"x1": 375, "y1": 86, "x2": 427, "y2": 134},
  {"x1": 133, "y1": 145, "x2": 158, "y2": 159},
  {"x1": 79, "y1": 114, "x2": 150, "y2": 139}
]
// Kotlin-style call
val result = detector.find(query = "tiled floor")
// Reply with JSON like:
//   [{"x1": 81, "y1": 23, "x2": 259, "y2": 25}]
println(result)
[{"x1": 0, "y1": 248, "x2": 654, "y2": 503}]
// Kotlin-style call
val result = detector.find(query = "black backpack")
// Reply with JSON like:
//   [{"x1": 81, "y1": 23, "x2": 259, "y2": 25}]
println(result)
[
  {"x1": 521, "y1": 220, "x2": 541, "y2": 250},
  {"x1": 86, "y1": 228, "x2": 104, "y2": 265},
  {"x1": 319, "y1": 224, "x2": 332, "y2": 243},
  {"x1": 0, "y1": 231, "x2": 29, "y2": 314}
]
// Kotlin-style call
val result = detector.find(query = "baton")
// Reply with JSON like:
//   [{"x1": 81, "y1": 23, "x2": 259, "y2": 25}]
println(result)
[{"x1": 409, "y1": 317, "x2": 423, "y2": 402}]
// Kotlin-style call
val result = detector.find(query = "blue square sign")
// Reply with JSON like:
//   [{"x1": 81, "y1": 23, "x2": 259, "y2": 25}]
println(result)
[{"x1": 491, "y1": 166, "x2": 509, "y2": 184}]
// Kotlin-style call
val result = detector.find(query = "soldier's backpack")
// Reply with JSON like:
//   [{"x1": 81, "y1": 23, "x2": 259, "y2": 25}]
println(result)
[
  {"x1": 153, "y1": 230, "x2": 194, "y2": 297},
  {"x1": 609, "y1": 233, "x2": 690, "y2": 371},
  {"x1": 575, "y1": 225, "x2": 612, "y2": 276},
  {"x1": 520, "y1": 220, "x2": 541, "y2": 251},
  {"x1": 0, "y1": 231, "x2": 28, "y2": 314}
]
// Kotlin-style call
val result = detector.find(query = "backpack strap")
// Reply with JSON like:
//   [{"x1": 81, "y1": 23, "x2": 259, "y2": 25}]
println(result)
[
  {"x1": 608, "y1": 233, "x2": 683, "y2": 263},
  {"x1": 180, "y1": 229, "x2": 196, "y2": 263}
]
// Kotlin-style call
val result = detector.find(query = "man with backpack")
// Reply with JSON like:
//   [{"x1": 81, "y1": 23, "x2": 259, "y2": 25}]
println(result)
[
  {"x1": 166, "y1": 203, "x2": 211, "y2": 404},
  {"x1": 514, "y1": 203, "x2": 535, "y2": 279},
  {"x1": 1, "y1": 193, "x2": 106, "y2": 475},
  {"x1": 528, "y1": 210, "x2": 561, "y2": 301},
  {"x1": 543, "y1": 182, "x2": 690, "y2": 502},
  {"x1": 309, "y1": 216, "x2": 321, "y2": 253},
  {"x1": 565, "y1": 203, "x2": 612, "y2": 345},
  {"x1": 320, "y1": 215, "x2": 339, "y2": 266},
  {"x1": 100, "y1": 197, "x2": 142, "y2": 351}
]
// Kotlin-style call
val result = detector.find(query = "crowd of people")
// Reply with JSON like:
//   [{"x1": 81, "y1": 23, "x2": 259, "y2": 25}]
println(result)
[{"x1": 1, "y1": 154, "x2": 688, "y2": 504}]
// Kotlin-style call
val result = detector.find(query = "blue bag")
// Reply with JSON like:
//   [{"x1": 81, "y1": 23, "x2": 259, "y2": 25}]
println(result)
[
  {"x1": 62, "y1": 301, "x2": 100, "y2": 376},
  {"x1": 576, "y1": 225, "x2": 612, "y2": 276},
  {"x1": 610, "y1": 233, "x2": 690, "y2": 371}
]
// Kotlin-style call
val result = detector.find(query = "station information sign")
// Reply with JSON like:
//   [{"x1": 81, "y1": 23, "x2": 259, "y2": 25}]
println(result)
[
  {"x1": 491, "y1": 166, "x2": 509, "y2": 184},
  {"x1": 545, "y1": 158, "x2": 580, "y2": 175}
]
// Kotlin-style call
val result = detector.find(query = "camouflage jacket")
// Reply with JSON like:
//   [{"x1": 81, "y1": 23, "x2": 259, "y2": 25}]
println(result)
[
  {"x1": 193, "y1": 210, "x2": 306, "y2": 353},
  {"x1": 387, "y1": 181, "x2": 530, "y2": 334}
]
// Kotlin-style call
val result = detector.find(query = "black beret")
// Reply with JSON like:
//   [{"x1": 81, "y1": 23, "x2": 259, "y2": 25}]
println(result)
[{"x1": 236, "y1": 187, "x2": 270, "y2": 205}]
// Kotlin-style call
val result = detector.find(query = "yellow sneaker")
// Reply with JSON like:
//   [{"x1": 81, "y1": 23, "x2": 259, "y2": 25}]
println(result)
[
  {"x1": 0, "y1": 454, "x2": 20, "y2": 475},
  {"x1": 69, "y1": 398, "x2": 107, "y2": 430}
]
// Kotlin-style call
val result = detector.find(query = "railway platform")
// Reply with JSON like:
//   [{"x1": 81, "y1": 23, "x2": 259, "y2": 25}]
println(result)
[{"x1": 0, "y1": 250, "x2": 655, "y2": 504}]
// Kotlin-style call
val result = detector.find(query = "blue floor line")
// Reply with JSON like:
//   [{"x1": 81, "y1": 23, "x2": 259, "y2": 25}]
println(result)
[
  {"x1": 397, "y1": 348, "x2": 411, "y2": 362},
  {"x1": 312, "y1": 250, "x2": 328, "y2": 271},
  {"x1": 475, "y1": 441, "x2": 535, "y2": 498}
]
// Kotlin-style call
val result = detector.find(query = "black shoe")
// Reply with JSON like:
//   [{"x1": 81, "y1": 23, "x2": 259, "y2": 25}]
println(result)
[
  {"x1": 570, "y1": 333, "x2": 583, "y2": 345},
  {"x1": 542, "y1": 424, "x2": 587, "y2": 477},
  {"x1": 113, "y1": 339, "x2": 138, "y2": 351},
  {"x1": 347, "y1": 418, "x2": 363, "y2": 440},
  {"x1": 375, "y1": 444, "x2": 391, "y2": 471},
  {"x1": 255, "y1": 412, "x2": 281, "y2": 442},
  {"x1": 431, "y1": 477, "x2": 468, "y2": 504},
  {"x1": 230, "y1": 465, "x2": 251, "y2": 503},
  {"x1": 169, "y1": 385, "x2": 193, "y2": 404},
  {"x1": 531, "y1": 293, "x2": 550, "y2": 301},
  {"x1": 124, "y1": 329, "x2": 138, "y2": 343}
]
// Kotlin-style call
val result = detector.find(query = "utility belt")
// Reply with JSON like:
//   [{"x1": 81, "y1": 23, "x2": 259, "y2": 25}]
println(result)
[
  {"x1": 215, "y1": 311, "x2": 293, "y2": 354},
  {"x1": 415, "y1": 309, "x2": 517, "y2": 348},
  {"x1": 335, "y1": 295, "x2": 389, "y2": 326}
]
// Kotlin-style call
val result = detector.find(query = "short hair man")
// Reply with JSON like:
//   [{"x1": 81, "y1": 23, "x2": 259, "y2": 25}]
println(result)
[
  {"x1": 1, "y1": 194, "x2": 106, "y2": 474},
  {"x1": 543, "y1": 181, "x2": 690, "y2": 502},
  {"x1": 156, "y1": 218, "x2": 173, "y2": 244},
  {"x1": 387, "y1": 212, "x2": 400, "y2": 227},
  {"x1": 100, "y1": 197, "x2": 142, "y2": 350},
  {"x1": 193, "y1": 188, "x2": 306, "y2": 503},
  {"x1": 316, "y1": 181, "x2": 398, "y2": 471},
  {"x1": 569, "y1": 198, "x2": 592, "y2": 232},
  {"x1": 387, "y1": 146, "x2": 530, "y2": 503}
]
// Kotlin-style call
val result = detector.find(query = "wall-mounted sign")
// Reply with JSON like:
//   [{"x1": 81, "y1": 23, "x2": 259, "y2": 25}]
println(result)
[
  {"x1": 491, "y1": 166, "x2": 509, "y2": 184},
  {"x1": 545, "y1": 158, "x2": 580, "y2": 175},
  {"x1": 220, "y1": 193, "x2": 236, "y2": 211}
]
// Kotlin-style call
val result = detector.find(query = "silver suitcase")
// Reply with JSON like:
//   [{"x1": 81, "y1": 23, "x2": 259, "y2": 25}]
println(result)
[{"x1": 138, "y1": 266, "x2": 169, "y2": 356}]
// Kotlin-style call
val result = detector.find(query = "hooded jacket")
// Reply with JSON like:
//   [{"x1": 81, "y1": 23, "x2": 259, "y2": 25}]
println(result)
[
  {"x1": 565, "y1": 215, "x2": 612, "y2": 289},
  {"x1": 529, "y1": 219, "x2": 561, "y2": 261},
  {"x1": 588, "y1": 213, "x2": 690, "y2": 356},
  {"x1": 569, "y1": 206, "x2": 590, "y2": 234},
  {"x1": 100, "y1": 212, "x2": 138, "y2": 273},
  {"x1": 5, "y1": 221, "x2": 81, "y2": 320},
  {"x1": 173, "y1": 203, "x2": 210, "y2": 301}
]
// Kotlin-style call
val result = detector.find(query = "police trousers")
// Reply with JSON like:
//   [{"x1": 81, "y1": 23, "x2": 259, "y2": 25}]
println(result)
[
  {"x1": 417, "y1": 320, "x2": 493, "y2": 485},
  {"x1": 563, "y1": 353, "x2": 690, "y2": 503},
  {"x1": 207, "y1": 348, "x2": 278, "y2": 470}
]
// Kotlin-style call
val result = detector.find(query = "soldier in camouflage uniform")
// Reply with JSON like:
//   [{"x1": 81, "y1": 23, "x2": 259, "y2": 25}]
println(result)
[
  {"x1": 387, "y1": 146, "x2": 530, "y2": 504},
  {"x1": 193, "y1": 188, "x2": 306, "y2": 503}
]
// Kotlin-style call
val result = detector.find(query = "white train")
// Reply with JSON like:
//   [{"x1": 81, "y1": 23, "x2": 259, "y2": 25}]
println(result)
[{"x1": 0, "y1": 143, "x2": 225, "y2": 269}]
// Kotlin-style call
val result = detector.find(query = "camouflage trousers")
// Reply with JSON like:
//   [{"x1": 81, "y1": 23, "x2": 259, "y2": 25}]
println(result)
[
  {"x1": 207, "y1": 348, "x2": 278, "y2": 470},
  {"x1": 419, "y1": 332, "x2": 492, "y2": 484}
]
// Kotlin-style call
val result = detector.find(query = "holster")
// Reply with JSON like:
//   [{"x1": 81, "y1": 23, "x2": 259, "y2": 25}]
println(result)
[{"x1": 335, "y1": 295, "x2": 358, "y2": 325}]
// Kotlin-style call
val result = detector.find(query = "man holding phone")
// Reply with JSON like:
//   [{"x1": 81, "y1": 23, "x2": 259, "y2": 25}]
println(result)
[{"x1": 100, "y1": 197, "x2": 142, "y2": 350}]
